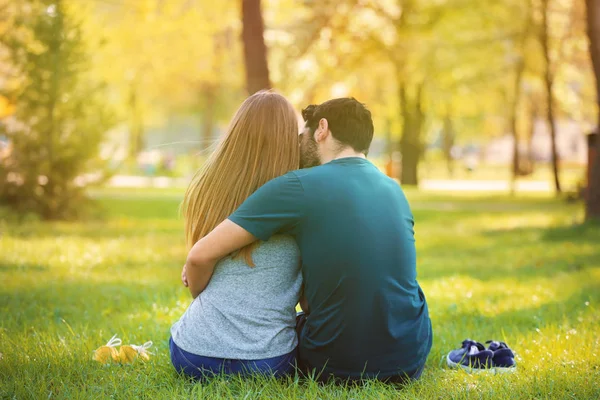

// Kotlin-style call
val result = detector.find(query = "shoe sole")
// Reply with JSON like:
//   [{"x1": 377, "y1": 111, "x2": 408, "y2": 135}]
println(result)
[{"x1": 446, "y1": 353, "x2": 516, "y2": 374}]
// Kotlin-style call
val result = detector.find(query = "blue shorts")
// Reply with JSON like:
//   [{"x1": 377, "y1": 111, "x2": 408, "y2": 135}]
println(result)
[{"x1": 169, "y1": 337, "x2": 297, "y2": 381}]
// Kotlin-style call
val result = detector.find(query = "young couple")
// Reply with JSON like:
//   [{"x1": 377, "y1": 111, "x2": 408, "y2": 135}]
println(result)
[{"x1": 169, "y1": 91, "x2": 432, "y2": 383}]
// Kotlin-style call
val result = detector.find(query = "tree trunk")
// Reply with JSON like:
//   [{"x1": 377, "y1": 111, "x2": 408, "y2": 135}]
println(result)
[
  {"x1": 44, "y1": 0, "x2": 65, "y2": 219},
  {"x1": 442, "y1": 113, "x2": 455, "y2": 178},
  {"x1": 585, "y1": 0, "x2": 600, "y2": 220},
  {"x1": 398, "y1": 84, "x2": 424, "y2": 186},
  {"x1": 200, "y1": 84, "x2": 216, "y2": 153},
  {"x1": 128, "y1": 80, "x2": 144, "y2": 159},
  {"x1": 198, "y1": 32, "x2": 224, "y2": 153},
  {"x1": 384, "y1": 117, "x2": 395, "y2": 178},
  {"x1": 400, "y1": 138, "x2": 420, "y2": 185},
  {"x1": 541, "y1": 0, "x2": 562, "y2": 194},
  {"x1": 509, "y1": 59, "x2": 525, "y2": 195},
  {"x1": 241, "y1": 0, "x2": 270, "y2": 95},
  {"x1": 527, "y1": 100, "x2": 538, "y2": 170}
]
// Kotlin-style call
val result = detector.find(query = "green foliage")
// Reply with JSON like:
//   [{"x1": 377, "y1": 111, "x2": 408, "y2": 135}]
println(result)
[
  {"x1": 28, "y1": 0, "x2": 590, "y2": 180},
  {"x1": 80, "y1": 0, "x2": 244, "y2": 154},
  {"x1": 269, "y1": 0, "x2": 593, "y2": 143},
  {"x1": 0, "y1": 0, "x2": 115, "y2": 219},
  {"x1": 1, "y1": 189, "x2": 599, "y2": 398}
]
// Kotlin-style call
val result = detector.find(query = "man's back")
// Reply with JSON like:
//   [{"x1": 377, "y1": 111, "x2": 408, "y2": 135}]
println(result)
[
  {"x1": 293, "y1": 157, "x2": 431, "y2": 378},
  {"x1": 230, "y1": 157, "x2": 432, "y2": 379}
]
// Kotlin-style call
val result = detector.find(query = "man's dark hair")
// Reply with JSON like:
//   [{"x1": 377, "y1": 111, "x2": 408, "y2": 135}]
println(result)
[{"x1": 302, "y1": 98, "x2": 374, "y2": 154}]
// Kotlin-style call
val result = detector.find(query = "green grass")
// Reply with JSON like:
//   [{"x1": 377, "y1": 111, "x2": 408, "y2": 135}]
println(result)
[{"x1": 1, "y1": 188, "x2": 599, "y2": 399}]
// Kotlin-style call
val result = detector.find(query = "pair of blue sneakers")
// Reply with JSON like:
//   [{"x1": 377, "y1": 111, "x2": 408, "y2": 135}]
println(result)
[{"x1": 447, "y1": 339, "x2": 516, "y2": 373}]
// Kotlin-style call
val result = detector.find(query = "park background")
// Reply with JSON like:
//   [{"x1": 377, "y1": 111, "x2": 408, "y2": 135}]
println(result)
[{"x1": 1, "y1": 0, "x2": 600, "y2": 398}]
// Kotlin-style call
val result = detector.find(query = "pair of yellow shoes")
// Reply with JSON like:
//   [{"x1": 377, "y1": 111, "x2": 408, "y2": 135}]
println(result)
[{"x1": 93, "y1": 334, "x2": 153, "y2": 364}]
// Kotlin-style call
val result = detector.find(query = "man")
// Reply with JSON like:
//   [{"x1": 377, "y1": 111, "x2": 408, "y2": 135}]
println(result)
[{"x1": 184, "y1": 98, "x2": 432, "y2": 382}]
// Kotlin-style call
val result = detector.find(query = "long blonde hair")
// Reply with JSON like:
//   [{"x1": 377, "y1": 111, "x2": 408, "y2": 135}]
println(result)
[{"x1": 181, "y1": 90, "x2": 299, "y2": 265}]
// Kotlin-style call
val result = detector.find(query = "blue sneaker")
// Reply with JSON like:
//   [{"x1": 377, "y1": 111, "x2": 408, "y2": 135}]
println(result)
[
  {"x1": 446, "y1": 339, "x2": 494, "y2": 372},
  {"x1": 486, "y1": 340, "x2": 516, "y2": 372}
]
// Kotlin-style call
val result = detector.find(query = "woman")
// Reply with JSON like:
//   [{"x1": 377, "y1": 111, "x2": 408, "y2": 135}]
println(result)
[{"x1": 169, "y1": 91, "x2": 302, "y2": 380}]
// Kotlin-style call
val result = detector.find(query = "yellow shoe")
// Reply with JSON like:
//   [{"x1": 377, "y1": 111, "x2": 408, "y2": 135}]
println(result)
[
  {"x1": 93, "y1": 334, "x2": 121, "y2": 364},
  {"x1": 118, "y1": 341, "x2": 153, "y2": 363}
]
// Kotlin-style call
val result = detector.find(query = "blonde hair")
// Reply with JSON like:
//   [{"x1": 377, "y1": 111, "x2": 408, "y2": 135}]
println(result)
[{"x1": 181, "y1": 91, "x2": 299, "y2": 266}]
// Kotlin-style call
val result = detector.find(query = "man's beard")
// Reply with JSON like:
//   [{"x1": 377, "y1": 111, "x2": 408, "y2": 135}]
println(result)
[{"x1": 299, "y1": 135, "x2": 321, "y2": 169}]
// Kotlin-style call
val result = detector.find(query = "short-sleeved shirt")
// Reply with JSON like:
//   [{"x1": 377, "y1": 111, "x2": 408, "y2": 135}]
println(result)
[
  {"x1": 229, "y1": 157, "x2": 432, "y2": 379},
  {"x1": 171, "y1": 235, "x2": 302, "y2": 359}
]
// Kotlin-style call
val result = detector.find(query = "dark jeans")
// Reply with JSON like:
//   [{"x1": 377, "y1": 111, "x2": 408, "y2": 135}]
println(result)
[
  {"x1": 169, "y1": 337, "x2": 296, "y2": 381},
  {"x1": 295, "y1": 312, "x2": 425, "y2": 384}
]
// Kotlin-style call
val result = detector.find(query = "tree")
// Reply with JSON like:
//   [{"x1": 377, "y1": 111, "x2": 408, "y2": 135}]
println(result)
[
  {"x1": 540, "y1": 0, "x2": 562, "y2": 194},
  {"x1": 265, "y1": 0, "x2": 591, "y2": 189},
  {"x1": 195, "y1": 28, "x2": 239, "y2": 153},
  {"x1": 585, "y1": 0, "x2": 600, "y2": 220},
  {"x1": 509, "y1": 59, "x2": 525, "y2": 194},
  {"x1": 354, "y1": 0, "x2": 448, "y2": 185},
  {"x1": 398, "y1": 81, "x2": 425, "y2": 185},
  {"x1": 0, "y1": 0, "x2": 114, "y2": 219},
  {"x1": 242, "y1": 0, "x2": 270, "y2": 94},
  {"x1": 84, "y1": 0, "x2": 243, "y2": 159},
  {"x1": 505, "y1": 1, "x2": 532, "y2": 194},
  {"x1": 373, "y1": 0, "x2": 518, "y2": 185}
]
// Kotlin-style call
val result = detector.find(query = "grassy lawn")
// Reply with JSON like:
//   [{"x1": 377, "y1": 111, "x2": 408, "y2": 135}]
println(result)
[{"x1": 1, "y1": 188, "x2": 599, "y2": 399}]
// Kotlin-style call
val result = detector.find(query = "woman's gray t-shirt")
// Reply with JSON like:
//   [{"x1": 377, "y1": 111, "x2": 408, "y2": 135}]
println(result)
[{"x1": 170, "y1": 235, "x2": 302, "y2": 359}]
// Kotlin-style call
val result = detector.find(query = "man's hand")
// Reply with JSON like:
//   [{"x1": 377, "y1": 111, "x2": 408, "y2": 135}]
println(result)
[{"x1": 181, "y1": 264, "x2": 188, "y2": 287}]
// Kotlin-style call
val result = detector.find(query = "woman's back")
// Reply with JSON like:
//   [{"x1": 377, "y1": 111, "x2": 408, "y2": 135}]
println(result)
[
  {"x1": 171, "y1": 235, "x2": 301, "y2": 359},
  {"x1": 171, "y1": 90, "x2": 302, "y2": 379}
]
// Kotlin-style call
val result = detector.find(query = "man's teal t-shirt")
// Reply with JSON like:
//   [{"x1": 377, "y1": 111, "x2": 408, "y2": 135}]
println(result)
[{"x1": 229, "y1": 157, "x2": 432, "y2": 378}]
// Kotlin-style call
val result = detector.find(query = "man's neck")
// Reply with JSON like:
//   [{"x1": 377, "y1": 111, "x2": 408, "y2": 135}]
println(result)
[{"x1": 321, "y1": 148, "x2": 366, "y2": 165}]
